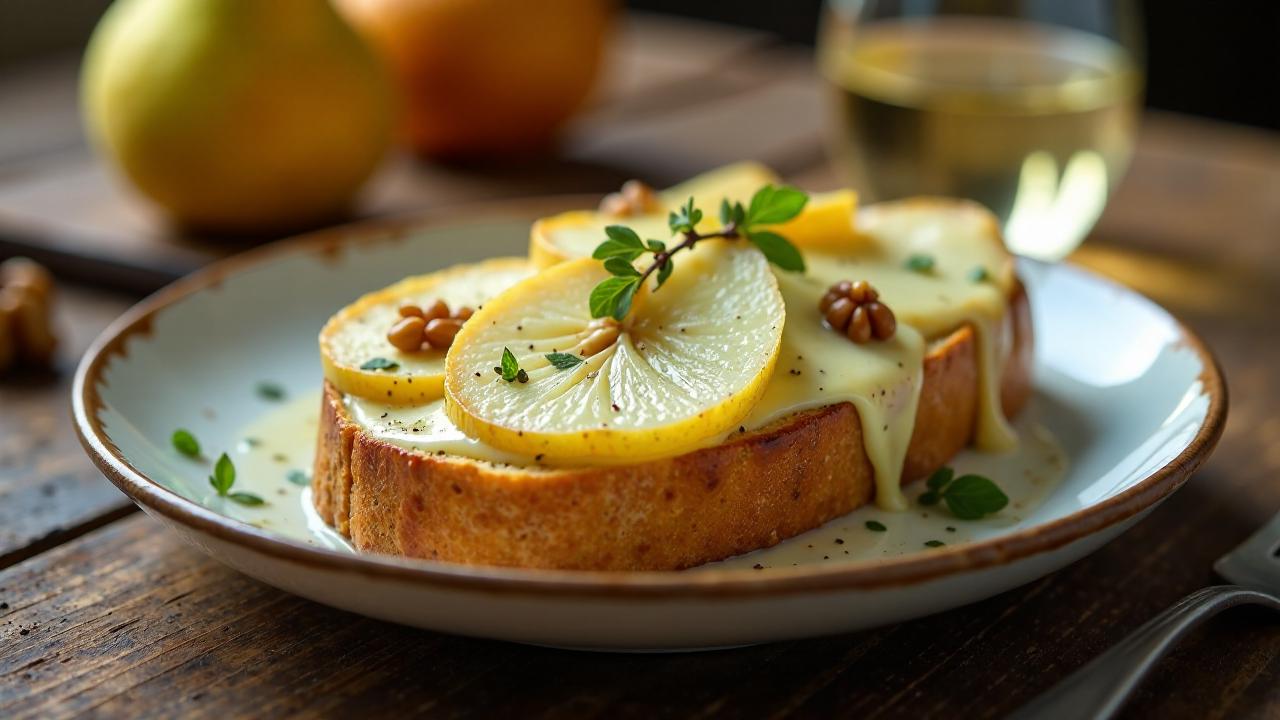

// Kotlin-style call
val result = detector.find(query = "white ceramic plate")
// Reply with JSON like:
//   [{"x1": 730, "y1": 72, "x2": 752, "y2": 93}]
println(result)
[{"x1": 72, "y1": 198, "x2": 1226, "y2": 651}]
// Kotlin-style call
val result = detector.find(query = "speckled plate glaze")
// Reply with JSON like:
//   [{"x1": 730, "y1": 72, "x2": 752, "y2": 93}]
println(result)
[{"x1": 72, "y1": 197, "x2": 1226, "y2": 651}]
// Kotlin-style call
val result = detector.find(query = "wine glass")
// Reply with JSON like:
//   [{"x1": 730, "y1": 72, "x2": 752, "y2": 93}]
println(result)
[{"x1": 818, "y1": 0, "x2": 1144, "y2": 261}]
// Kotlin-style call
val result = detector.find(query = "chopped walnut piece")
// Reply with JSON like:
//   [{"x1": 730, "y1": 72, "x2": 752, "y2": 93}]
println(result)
[
  {"x1": 599, "y1": 180, "x2": 662, "y2": 217},
  {"x1": 819, "y1": 280, "x2": 896, "y2": 343},
  {"x1": 0, "y1": 257, "x2": 57, "y2": 371},
  {"x1": 389, "y1": 299, "x2": 472, "y2": 352}
]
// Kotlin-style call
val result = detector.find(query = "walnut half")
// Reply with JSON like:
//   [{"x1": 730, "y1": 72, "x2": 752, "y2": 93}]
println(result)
[{"x1": 0, "y1": 258, "x2": 57, "y2": 371}]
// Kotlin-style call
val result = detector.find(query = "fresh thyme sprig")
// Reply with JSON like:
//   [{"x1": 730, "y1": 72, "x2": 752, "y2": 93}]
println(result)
[{"x1": 589, "y1": 185, "x2": 809, "y2": 321}]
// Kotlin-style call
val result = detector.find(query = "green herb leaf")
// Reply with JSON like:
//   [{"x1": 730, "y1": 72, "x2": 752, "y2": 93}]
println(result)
[
  {"x1": 926, "y1": 467, "x2": 954, "y2": 490},
  {"x1": 604, "y1": 224, "x2": 644, "y2": 247},
  {"x1": 905, "y1": 254, "x2": 936, "y2": 274},
  {"x1": 593, "y1": 226, "x2": 647, "y2": 261},
  {"x1": 924, "y1": 540, "x2": 946, "y2": 548},
  {"x1": 717, "y1": 197, "x2": 748, "y2": 227},
  {"x1": 746, "y1": 185, "x2": 808, "y2": 225},
  {"x1": 545, "y1": 352, "x2": 585, "y2": 370},
  {"x1": 668, "y1": 196, "x2": 703, "y2": 234},
  {"x1": 592, "y1": 241, "x2": 645, "y2": 262},
  {"x1": 968, "y1": 266, "x2": 991, "y2": 283},
  {"x1": 865, "y1": 520, "x2": 887, "y2": 532},
  {"x1": 646, "y1": 239, "x2": 666, "y2": 253},
  {"x1": 919, "y1": 468, "x2": 1009, "y2": 519},
  {"x1": 655, "y1": 258, "x2": 674, "y2": 289},
  {"x1": 747, "y1": 230, "x2": 806, "y2": 272},
  {"x1": 589, "y1": 276, "x2": 641, "y2": 320},
  {"x1": 256, "y1": 382, "x2": 286, "y2": 401},
  {"x1": 286, "y1": 469, "x2": 310, "y2": 486},
  {"x1": 209, "y1": 453, "x2": 236, "y2": 496},
  {"x1": 228, "y1": 492, "x2": 265, "y2": 507},
  {"x1": 498, "y1": 347, "x2": 520, "y2": 382},
  {"x1": 360, "y1": 357, "x2": 399, "y2": 371},
  {"x1": 942, "y1": 474, "x2": 1010, "y2": 519},
  {"x1": 603, "y1": 257, "x2": 641, "y2": 277},
  {"x1": 171, "y1": 429, "x2": 200, "y2": 458}
]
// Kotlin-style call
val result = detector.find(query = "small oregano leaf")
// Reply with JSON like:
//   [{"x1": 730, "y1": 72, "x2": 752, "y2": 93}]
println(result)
[
  {"x1": 905, "y1": 254, "x2": 936, "y2": 274},
  {"x1": 172, "y1": 429, "x2": 200, "y2": 458},
  {"x1": 360, "y1": 357, "x2": 399, "y2": 371},
  {"x1": 499, "y1": 347, "x2": 520, "y2": 382},
  {"x1": 604, "y1": 225, "x2": 644, "y2": 248},
  {"x1": 926, "y1": 467, "x2": 954, "y2": 490},
  {"x1": 592, "y1": 240, "x2": 645, "y2": 262},
  {"x1": 603, "y1": 257, "x2": 641, "y2": 277},
  {"x1": 943, "y1": 475, "x2": 1010, "y2": 519},
  {"x1": 746, "y1": 230, "x2": 805, "y2": 272},
  {"x1": 747, "y1": 185, "x2": 808, "y2": 225},
  {"x1": 545, "y1": 352, "x2": 585, "y2": 370},
  {"x1": 228, "y1": 492, "x2": 265, "y2": 507},
  {"x1": 256, "y1": 382, "x2": 285, "y2": 401},
  {"x1": 655, "y1": 258, "x2": 674, "y2": 289},
  {"x1": 589, "y1": 276, "x2": 640, "y2": 319}
]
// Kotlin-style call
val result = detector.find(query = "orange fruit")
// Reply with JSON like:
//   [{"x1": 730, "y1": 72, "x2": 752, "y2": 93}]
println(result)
[{"x1": 337, "y1": 0, "x2": 613, "y2": 159}]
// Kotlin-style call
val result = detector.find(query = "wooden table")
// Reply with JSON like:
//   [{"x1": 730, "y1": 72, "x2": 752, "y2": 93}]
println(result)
[{"x1": 2, "y1": 14, "x2": 1279, "y2": 719}]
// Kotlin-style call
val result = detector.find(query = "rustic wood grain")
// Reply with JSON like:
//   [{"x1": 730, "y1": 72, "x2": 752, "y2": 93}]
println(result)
[
  {"x1": 0, "y1": 284, "x2": 135, "y2": 570},
  {"x1": 2, "y1": 469, "x2": 1279, "y2": 720}
]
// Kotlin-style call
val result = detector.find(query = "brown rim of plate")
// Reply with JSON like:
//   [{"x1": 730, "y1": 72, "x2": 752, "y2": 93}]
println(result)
[{"x1": 71, "y1": 195, "x2": 1229, "y2": 600}]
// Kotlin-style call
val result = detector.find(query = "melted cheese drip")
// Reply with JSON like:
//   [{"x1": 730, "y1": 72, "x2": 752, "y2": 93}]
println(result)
[
  {"x1": 350, "y1": 200, "x2": 1018, "y2": 511},
  {"x1": 348, "y1": 398, "x2": 527, "y2": 466}
]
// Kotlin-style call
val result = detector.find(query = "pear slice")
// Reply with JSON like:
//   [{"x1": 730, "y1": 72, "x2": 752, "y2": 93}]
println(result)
[
  {"x1": 533, "y1": 183, "x2": 863, "y2": 269},
  {"x1": 320, "y1": 258, "x2": 532, "y2": 404},
  {"x1": 444, "y1": 243, "x2": 785, "y2": 464},
  {"x1": 529, "y1": 161, "x2": 780, "y2": 268}
]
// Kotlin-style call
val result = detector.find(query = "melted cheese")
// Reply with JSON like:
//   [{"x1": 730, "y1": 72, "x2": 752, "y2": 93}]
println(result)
[{"x1": 349, "y1": 199, "x2": 1019, "y2": 511}]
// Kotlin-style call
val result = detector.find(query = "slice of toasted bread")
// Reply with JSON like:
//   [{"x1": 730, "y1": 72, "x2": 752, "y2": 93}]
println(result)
[{"x1": 312, "y1": 282, "x2": 1032, "y2": 571}]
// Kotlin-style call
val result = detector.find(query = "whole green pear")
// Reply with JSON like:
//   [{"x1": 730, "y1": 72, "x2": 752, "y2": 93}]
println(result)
[{"x1": 83, "y1": 0, "x2": 392, "y2": 234}]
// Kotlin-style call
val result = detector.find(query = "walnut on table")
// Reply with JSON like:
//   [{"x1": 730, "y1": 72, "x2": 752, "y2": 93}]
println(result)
[{"x1": 0, "y1": 258, "x2": 58, "y2": 372}]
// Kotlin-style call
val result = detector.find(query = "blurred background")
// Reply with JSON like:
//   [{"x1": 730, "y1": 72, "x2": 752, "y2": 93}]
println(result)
[{"x1": 0, "y1": 0, "x2": 1275, "y2": 298}]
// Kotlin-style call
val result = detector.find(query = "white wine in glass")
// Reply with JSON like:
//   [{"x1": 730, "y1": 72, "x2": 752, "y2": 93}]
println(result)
[{"x1": 819, "y1": 1, "x2": 1143, "y2": 260}]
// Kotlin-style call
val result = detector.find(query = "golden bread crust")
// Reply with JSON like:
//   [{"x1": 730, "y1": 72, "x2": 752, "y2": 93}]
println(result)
[{"x1": 313, "y1": 285, "x2": 1032, "y2": 570}]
